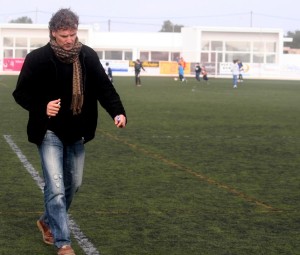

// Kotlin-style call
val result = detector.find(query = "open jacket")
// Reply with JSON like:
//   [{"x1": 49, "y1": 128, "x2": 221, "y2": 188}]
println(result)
[{"x1": 13, "y1": 43, "x2": 126, "y2": 145}]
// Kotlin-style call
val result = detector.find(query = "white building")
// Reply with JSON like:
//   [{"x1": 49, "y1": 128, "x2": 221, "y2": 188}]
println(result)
[{"x1": 0, "y1": 23, "x2": 299, "y2": 79}]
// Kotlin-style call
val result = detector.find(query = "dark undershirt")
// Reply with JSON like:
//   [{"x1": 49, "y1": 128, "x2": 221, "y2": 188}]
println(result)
[{"x1": 47, "y1": 59, "x2": 84, "y2": 144}]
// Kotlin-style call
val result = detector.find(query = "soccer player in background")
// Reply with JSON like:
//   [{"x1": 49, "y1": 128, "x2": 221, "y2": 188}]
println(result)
[
  {"x1": 134, "y1": 59, "x2": 145, "y2": 86},
  {"x1": 195, "y1": 63, "x2": 202, "y2": 81},
  {"x1": 238, "y1": 60, "x2": 244, "y2": 82},
  {"x1": 105, "y1": 62, "x2": 113, "y2": 83},
  {"x1": 201, "y1": 65, "x2": 209, "y2": 84},
  {"x1": 178, "y1": 62, "x2": 187, "y2": 83},
  {"x1": 231, "y1": 59, "x2": 240, "y2": 88}
]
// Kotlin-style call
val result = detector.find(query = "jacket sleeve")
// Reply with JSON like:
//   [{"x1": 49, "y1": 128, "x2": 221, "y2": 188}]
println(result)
[
  {"x1": 86, "y1": 48, "x2": 126, "y2": 119},
  {"x1": 12, "y1": 51, "x2": 48, "y2": 115}
]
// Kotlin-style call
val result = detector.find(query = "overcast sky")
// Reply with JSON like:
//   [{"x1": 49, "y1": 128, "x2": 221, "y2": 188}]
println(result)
[{"x1": 0, "y1": 0, "x2": 299, "y2": 33}]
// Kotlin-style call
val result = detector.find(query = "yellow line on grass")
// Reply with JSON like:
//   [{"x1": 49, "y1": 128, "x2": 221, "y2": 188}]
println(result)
[{"x1": 99, "y1": 129, "x2": 282, "y2": 212}]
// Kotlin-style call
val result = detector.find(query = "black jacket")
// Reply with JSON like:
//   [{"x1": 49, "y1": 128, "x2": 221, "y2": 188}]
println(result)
[{"x1": 13, "y1": 43, "x2": 126, "y2": 145}]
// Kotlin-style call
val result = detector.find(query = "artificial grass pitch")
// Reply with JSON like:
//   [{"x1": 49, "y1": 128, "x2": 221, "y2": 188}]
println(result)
[{"x1": 0, "y1": 75, "x2": 299, "y2": 254}]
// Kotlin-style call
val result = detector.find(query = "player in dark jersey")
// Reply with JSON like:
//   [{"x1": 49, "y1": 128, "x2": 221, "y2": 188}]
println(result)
[{"x1": 134, "y1": 59, "x2": 145, "y2": 86}]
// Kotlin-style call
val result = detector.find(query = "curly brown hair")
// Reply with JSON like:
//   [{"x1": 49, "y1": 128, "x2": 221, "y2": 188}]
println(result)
[{"x1": 49, "y1": 8, "x2": 79, "y2": 38}]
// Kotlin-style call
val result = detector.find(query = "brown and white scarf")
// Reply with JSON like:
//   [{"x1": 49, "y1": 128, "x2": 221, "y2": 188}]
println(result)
[{"x1": 50, "y1": 38, "x2": 83, "y2": 115}]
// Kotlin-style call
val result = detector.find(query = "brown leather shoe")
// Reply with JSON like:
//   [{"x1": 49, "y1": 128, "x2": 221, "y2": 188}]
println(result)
[
  {"x1": 36, "y1": 220, "x2": 54, "y2": 245},
  {"x1": 57, "y1": 245, "x2": 76, "y2": 255}
]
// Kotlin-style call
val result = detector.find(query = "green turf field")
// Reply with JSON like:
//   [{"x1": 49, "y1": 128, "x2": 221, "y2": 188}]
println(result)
[{"x1": 1, "y1": 75, "x2": 299, "y2": 254}]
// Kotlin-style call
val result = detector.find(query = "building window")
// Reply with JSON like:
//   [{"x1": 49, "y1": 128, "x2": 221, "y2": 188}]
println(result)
[
  {"x1": 211, "y1": 52, "x2": 216, "y2": 62},
  {"x1": 140, "y1": 52, "x2": 149, "y2": 61},
  {"x1": 124, "y1": 51, "x2": 132, "y2": 60},
  {"x1": 201, "y1": 52, "x2": 209, "y2": 62},
  {"x1": 236, "y1": 54, "x2": 250, "y2": 62},
  {"x1": 225, "y1": 53, "x2": 235, "y2": 62},
  {"x1": 266, "y1": 42, "x2": 276, "y2": 53},
  {"x1": 266, "y1": 54, "x2": 276, "y2": 63},
  {"x1": 151, "y1": 51, "x2": 168, "y2": 61},
  {"x1": 171, "y1": 52, "x2": 180, "y2": 61},
  {"x1": 15, "y1": 49, "x2": 27, "y2": 58},
  {"x1": 201, "y1": 41, "x2": 209, "y2": 51},
  {"x1": 4, "y1": 49, "x2": 13, "y2": 58},
  {"x1": 211, "y1": 41, "x2": 223, "y2": 51},
  {"x1": 104, "y1": 50, "x2": 122, "y2": 60},
  {"x1": 3, "y1": 37, "x2": 13, "y2": 47},
  {"x1": 15, "y1": 37, "x2": 27, "y2": 47},
  {"x1": 253, "y1": 42, "x2": 264, "y2": 52},
  {"x1": 225, "y1": 41, "x2": 250, "y2": 52},
  {"x1": 225, "y1": 53, "x2": 250, "y2": 62},
  {"x1": 253, "y1": 54, "x2": 264, "y2": 63},
  {"x1": 217, "y1": 52, "x2": 223, "y2": 62},
  {"x1": 30, "y1": 38, "x2": 48, "y2": 48}
]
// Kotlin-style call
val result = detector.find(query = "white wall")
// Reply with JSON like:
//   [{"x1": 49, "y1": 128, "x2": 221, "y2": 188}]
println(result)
[
  {"x1": 90, "y1": 31, "x2": 182, "y2": 50},
  {"x1": 1, "y1": 24, "x2": 299, "y2": 79}
]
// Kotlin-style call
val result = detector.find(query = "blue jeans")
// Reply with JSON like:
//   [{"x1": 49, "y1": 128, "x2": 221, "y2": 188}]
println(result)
[
  {"x1": 38, "y1": 130, "x2": 85, "y2": 248},
  {"x1": 233, "y1": 74, "x2": 238, "y2": 86}
]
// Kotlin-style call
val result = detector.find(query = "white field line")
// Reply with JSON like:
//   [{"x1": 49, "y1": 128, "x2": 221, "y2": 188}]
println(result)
[{"x1": 3, "y1": 135, "x2": 100, "y2": 255}]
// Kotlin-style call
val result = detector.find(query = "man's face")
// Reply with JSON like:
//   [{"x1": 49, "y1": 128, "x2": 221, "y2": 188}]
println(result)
[{"x1": 52, "y1": 28, "x2": 77, "y2": 50}]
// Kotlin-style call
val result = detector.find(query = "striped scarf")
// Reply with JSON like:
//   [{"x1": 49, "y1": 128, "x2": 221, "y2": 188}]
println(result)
[{"x1": 50, "y1": 38, "x2": 83, "y2": 115}]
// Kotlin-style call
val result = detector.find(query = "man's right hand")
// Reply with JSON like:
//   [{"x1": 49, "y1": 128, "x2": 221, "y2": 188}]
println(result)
[{"x1": 47, "y1": 99, "x2": 61, "y2": 118}]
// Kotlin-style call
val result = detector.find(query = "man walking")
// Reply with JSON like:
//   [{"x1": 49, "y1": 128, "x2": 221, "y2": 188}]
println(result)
[{"x1": 13, "y1": 8, "x2": 126, "y2": 255}]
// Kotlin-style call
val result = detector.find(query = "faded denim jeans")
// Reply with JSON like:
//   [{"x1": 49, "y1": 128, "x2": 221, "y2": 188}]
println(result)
[
  {"x1": 233, "y1": 74, "x2": 238, "y2": 86},
  {"x1": 38, "y1": 130, "x2": 85, "y2": 248}
]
